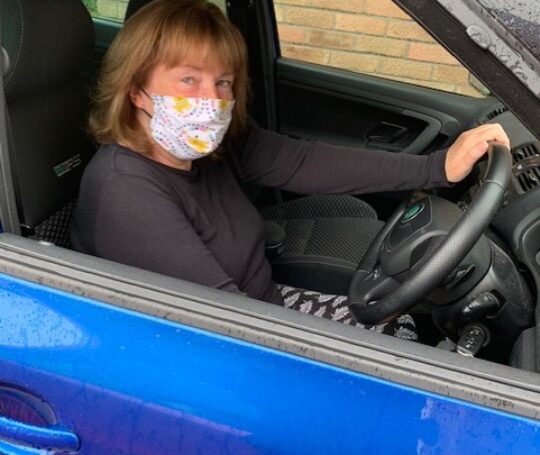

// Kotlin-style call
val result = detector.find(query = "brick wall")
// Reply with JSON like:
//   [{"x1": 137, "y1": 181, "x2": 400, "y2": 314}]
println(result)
[
  {"x1": 92, "y1": 0, "x2": 485, "y2": 97},
  {"x1": 276, "y1": 0, "x2": 484, "y2": 97}
]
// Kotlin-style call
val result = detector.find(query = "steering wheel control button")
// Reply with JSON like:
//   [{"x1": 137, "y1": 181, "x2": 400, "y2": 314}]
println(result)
[
  {"x1": 462, "y1": 292, "x2": 503, "y2": 320},
  {"x1": 401, "y1": 202, "x2": 425, "y2": 224}
]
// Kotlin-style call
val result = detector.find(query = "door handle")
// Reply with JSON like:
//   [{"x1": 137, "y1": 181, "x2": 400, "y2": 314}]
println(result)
[
  {"x1": 0, "y1": 416, "x2": 79, "y2": 453},
  {"x1": 367, "y1": 122, "x2": 409, "y2": 144}
]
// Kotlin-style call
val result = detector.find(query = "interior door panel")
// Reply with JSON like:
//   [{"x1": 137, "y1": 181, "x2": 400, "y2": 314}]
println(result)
[{"x1": 275, "y1": 58, "x2": 499, "y2": 155}]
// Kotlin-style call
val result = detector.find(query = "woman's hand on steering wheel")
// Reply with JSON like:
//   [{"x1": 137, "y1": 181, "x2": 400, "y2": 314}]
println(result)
[{"x1": 445, "y1": 123, "x2": 510, "y2": 183}]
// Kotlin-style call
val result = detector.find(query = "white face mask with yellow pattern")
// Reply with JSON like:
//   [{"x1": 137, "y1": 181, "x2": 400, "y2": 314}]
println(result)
[{"x1": 143, "y1": 91, "x2": 235, "y2": 161}]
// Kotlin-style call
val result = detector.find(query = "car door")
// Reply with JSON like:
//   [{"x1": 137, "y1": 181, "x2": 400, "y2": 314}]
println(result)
[
  {"x1": 0, "y1": 235, "x2": 538, "y2": 454},
  {"x1": 0, "y1": 1, "x2": 539, "y2": 454},
  {"x1": 395, "y1": 0, "x2": 540, "y2": 138}
]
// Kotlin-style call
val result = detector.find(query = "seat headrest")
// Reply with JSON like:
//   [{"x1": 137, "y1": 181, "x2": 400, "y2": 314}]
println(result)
[
  {"x1": 125, "y1": 0, "x2": 152, "y2": 21},
  {"x1": 2, "y1": 0, "x2": 94, "y2": 103}
]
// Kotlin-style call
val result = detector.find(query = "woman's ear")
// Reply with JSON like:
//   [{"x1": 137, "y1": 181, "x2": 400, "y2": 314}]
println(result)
[{"x1": 129, "y1": 85, "x2": 146, "y2": 110}]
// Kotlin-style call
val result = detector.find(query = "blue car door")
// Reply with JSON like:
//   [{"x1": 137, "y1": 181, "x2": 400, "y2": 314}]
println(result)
[
  {"x1": 0, "y1": 236, "x2": 538, "y2": 454},
  {"x1": 0, "y1": 0, "x2": 539, "y2": 453}
]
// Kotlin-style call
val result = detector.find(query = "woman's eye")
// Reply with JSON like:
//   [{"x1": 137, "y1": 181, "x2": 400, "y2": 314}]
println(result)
[
  {"x1": 181, "y1": 77, "x2": 195, "y2": 85},
  {"x1": 217, "y1": 79, "x2": 233, "y2": 88}
]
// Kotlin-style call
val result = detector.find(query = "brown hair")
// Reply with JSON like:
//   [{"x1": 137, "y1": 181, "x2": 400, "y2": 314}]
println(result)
[{"x1": 88, "y1": 0, "x2": 249, "y2": 153}]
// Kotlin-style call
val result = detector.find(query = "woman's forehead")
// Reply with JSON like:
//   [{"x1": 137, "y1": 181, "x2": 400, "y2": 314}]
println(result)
[{"x1": 160, "y1": 37, "x2": 233, "y2": 73}]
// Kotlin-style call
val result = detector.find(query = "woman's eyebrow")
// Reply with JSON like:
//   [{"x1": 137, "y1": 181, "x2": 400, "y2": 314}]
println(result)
[
  {"x1": 174, "y1": 65, "x2": 203, "y2": 72},
  {"x1": 172, "y1": 66, "x2": 233, "y2": 78}
]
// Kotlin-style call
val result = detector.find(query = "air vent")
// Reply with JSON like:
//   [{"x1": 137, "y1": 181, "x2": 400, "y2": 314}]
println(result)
[
  {"x1": 512, "y1": 144, "x2": 538, "y2": 163},
  {"x1": 486, "y1": 106, "x2": 508, "y2": 121},
  {"x1": 476, "y1": 106, "x2": 509, "y2": 125},
  {"x1": 512, "y1": 143, "x2": 540, "y2": 193}
]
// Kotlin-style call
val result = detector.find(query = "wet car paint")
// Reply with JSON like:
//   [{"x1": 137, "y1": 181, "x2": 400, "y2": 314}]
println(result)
[
  {"x1": 0, "y1": 273, "x2": 538, "y2": 454},
  {"x1": 478, "y1": 0, "x2": 540, "y2": 59}
]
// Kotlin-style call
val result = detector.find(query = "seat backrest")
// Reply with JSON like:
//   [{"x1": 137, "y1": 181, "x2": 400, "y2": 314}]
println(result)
[{"x1": 2, "y1": 0, "x2": 96, "y2": 244}]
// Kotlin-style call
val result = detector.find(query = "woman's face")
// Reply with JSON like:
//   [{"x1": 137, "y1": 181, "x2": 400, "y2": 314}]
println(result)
[{"x1": 128, "y1": 55, "x2": 235, "y2": 168}]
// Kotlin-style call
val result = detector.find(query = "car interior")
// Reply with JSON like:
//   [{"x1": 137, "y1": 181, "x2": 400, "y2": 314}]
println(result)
[{"x1": 1, "y1": 0, "x2": 539, "y2": 377}]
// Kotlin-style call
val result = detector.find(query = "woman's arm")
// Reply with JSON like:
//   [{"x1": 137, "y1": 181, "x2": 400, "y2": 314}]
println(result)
[
  {"x1": 230, "y1": 122, "x2": 510, "y2": 194},
  {"x1": 231, "y1": 123, "x2": 449, "y2": 195}
]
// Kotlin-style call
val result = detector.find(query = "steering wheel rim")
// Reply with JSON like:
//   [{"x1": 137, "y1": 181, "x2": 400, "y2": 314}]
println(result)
[{"x1": 349, "y1": 143, "x2": 512, "y2": 325}]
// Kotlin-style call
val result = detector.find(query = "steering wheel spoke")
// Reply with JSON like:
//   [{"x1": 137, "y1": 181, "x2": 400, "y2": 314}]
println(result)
[{"x1": 349, "y1": 265, "x2": 400, "y2": 309}]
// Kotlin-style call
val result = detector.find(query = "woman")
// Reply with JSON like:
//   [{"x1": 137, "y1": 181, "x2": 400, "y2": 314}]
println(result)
[{"x1": 72, "y1": 0, "x2": 509, "y2": 339}]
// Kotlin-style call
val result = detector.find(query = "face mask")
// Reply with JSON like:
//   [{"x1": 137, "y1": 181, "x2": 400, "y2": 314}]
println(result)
[{"x1": 143, "y1": 92, "x2": 235, "y2": 161}]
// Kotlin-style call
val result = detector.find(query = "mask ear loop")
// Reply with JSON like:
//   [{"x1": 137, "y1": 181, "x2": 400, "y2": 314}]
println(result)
[{"x1": 139, "y1": 88, "x2": 153, "y2": 119}]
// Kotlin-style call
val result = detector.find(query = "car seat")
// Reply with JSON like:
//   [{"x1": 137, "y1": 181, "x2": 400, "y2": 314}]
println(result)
[
  {"x1": 1, "y1": 0, "x2": 96, "y2": 247},
  {"x1": 259, "y1": 195, "x2": 383, "y2": 294}
]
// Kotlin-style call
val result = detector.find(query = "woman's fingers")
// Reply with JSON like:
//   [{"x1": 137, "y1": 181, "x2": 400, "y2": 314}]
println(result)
[{"x1": 445, "y1": 123, "x2": 510, "y2": 182}]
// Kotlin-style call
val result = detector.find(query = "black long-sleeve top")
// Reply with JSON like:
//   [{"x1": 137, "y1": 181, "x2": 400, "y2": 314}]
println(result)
[{"x1": 72, "y1": 124, "x2": 449, "y2": 305}]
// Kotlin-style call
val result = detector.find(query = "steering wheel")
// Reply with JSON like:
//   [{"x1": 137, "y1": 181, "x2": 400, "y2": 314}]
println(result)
[{"x1": 348, "y1": 143, "x2": 512, "y2": 325}]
